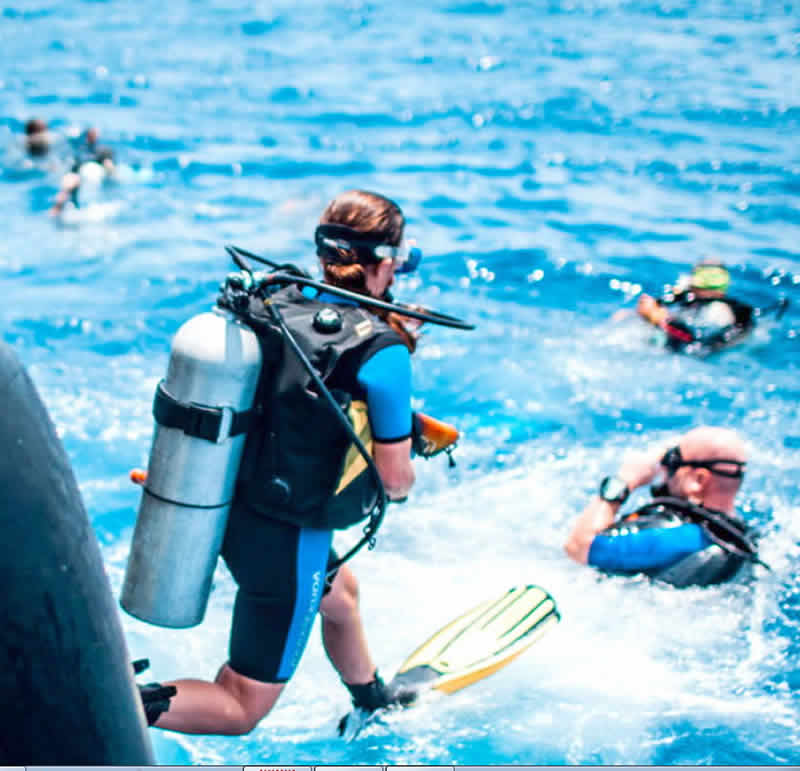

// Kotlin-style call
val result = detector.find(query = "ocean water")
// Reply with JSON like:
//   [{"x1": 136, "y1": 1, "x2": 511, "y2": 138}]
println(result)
[{"x1": 1, "y1": 0, "x2": 799, "y2": 764}]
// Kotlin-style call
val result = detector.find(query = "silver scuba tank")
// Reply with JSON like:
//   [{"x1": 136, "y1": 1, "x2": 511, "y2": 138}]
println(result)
[{"x1": 121, "y1": 308, "x2": 263, "y2": 628}]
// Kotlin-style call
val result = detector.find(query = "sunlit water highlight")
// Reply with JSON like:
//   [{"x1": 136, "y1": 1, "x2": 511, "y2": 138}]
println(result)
[{"x1": 1, "y1": 0, "x2": 799, "y2": 764}]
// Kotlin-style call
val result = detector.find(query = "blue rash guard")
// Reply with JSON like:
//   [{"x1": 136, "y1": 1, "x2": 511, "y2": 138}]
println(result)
[
  {"x1": 357, "y1": 343, "x2": 412, "y2": 441},
  {"x1": 588, "y1": 522, "x2": 712, "y2": 573}
]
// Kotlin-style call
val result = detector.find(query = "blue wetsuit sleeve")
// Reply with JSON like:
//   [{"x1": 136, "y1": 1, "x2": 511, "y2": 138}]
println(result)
[
  {"x1": 356, "y1": 344, "x2": 412, "y2": 442},
  {"x1": 588, "y1": 524, "x2": 712, "y2": 573}
]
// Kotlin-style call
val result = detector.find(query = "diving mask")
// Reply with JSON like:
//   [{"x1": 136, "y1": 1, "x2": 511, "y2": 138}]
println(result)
[
  {"x1": 660, "y1": 445, "x2": 745, "y2": 479},
  {"x1": 374, "y1": 238, "x2": 422, "y2": 274}
]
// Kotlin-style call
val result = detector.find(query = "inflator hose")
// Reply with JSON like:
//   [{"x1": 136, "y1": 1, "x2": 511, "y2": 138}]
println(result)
[{"x1": 0, "y1": 342, "x2": 154, "y2": 763}]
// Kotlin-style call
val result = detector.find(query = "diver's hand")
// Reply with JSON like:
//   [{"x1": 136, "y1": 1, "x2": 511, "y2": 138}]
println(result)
[
  {"x1": 636, "y1": 294, "x2": 669, "y2": 327},
  {"x1": 399, "y1": 310, "x2": 425, "y2": 332},
  {"x1": 397, "y1": 310, "x2": 425, "y2": 343}
]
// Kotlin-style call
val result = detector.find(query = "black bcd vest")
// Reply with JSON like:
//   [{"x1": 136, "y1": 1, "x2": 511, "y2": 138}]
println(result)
[
  {"x1": 606, "y1": 497, "x2": 756, "y2": 588},
  {"x1": 662, "y1": 292, "x2": 755, "y2": 353},
  {"x1": 234, "y1": 285, "x2": 404, "y2": 530}
]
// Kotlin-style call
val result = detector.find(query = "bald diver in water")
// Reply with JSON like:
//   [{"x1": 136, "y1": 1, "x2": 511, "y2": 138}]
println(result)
[{"x1": 564, "y1": 427, "x2": 763, "y2": 588}]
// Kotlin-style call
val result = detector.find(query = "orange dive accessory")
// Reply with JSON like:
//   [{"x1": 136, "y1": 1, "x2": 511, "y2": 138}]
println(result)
[{"x1": 412, "y1": 412, "x2": 460, "y2": 466}]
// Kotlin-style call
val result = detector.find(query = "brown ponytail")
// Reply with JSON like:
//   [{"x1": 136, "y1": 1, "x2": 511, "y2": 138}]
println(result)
[{"x1": 319, "y1": 190, "x2": 417, "y2": 353}]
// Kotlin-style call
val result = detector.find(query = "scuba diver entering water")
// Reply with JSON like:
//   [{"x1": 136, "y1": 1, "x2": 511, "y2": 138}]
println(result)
[
  {"x1": 122, "y1": 190, "x2": 471, "y2": 734},
  {"x1": 635, "y1": 260, "x2": 788, "y2": 355},
  {"x1": 564, "y1": 427, "x2": 765, "y2": 588}
]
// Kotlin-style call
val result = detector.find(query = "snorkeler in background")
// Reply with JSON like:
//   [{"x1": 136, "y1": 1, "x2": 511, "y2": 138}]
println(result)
[
  {"x1": 68, "y1": 126, "x2": 115, "y2": 169},
  {"x1": 23, "y1": 117, "x2": 53, "y2": 158},
  {"x1": 50, "y1": 126, "x2": 116, "y2": 216},
  {"x1": 636, "y1": 260, "x2": 758, "y2": 354}
]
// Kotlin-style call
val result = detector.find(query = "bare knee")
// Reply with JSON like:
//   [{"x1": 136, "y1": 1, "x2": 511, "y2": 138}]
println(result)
[
  {"x1": 321, "y1": 565, "x2": 360, "y2": 623},
  {"x1": 217, "y1": 706, "x2": 261, "y2": 736},
  {"x1": 215, "y1": 664, "x2": 284, "y2": 735}
]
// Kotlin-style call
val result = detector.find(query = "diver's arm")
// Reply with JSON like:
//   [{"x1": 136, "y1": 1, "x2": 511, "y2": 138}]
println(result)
[
  {"x1": 636, "y1": 293, "x2": 670, "y2": 328},
  {"x1": 357, "y1": 343, "x2": 415, "y2": 502},
  {"x1": 564, "y1": 499, "x2": 621, "y2": 564},
  {"x1": 49, "y1": 172, "x2": 80, "y2": 215},
  {"x1": 564, "y1": 450, "x2": 663, "y2": 564},
  {"x1": 374, "y1": 439, "x2": 415, "y2": 500}
]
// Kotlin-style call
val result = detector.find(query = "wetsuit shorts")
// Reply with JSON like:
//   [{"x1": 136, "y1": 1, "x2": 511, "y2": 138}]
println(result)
[{"x1": 221, "y1": 501, "x2": 338, "y2": 683}]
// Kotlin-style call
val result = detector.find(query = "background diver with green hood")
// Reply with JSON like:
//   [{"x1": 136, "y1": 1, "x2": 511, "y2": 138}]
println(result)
[
  {"x1": 635, "y1": 260, "x2": 758, "y2": 354},
  {"x1": 564, "y1": 426, "x2": 763, "y2": 588},
  {"x1": 139, "y1": 190, "x2": 460, "y2": 735}
]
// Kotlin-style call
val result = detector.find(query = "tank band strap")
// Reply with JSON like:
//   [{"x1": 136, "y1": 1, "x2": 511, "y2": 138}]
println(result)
[{"x1": 153, "y1": 380, "x2": 253, "y2": 443}]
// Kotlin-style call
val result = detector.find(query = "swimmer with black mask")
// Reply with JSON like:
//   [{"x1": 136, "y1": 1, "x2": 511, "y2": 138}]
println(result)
[{"x1": 564, "y1": 427, "x2": 760, "y2": 587}]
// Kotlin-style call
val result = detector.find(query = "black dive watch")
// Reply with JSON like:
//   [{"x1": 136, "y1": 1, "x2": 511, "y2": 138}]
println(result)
[{"x1": 599, "y1": 476, "x2": 630, "y2": 504}]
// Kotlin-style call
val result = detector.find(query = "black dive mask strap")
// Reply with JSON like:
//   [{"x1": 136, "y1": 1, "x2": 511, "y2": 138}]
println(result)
[
  {"x1": 660, "y1": 446, "x2": 746, "y2": 479},
  {"x1": 314, "y1": 224, "x2": 384, "y2": 263}
]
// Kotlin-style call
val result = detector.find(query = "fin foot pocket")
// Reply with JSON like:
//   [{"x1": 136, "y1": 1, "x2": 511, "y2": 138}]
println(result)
[{"x1": 344, "y1": 671, "x2": 416, "y2": 712}]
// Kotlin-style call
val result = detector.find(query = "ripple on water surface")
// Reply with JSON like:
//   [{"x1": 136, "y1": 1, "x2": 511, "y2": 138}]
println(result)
[{"x1": 1, "y1": 0, "x2": 799, "y2": 764}]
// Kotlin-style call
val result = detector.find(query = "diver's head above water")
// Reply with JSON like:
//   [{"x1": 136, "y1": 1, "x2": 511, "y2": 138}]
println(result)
[
  {"x1": 689, "y1": 259, "x2": 730, "y2": 298},
  {"x1": 24, "y1": 117, "x2": 52, "y2": 157},
  {"x1": 86, "y1": 126, "x2": 99, "y2": 145},
  {"x1": 315, "y1": 190, "x2": 420, "y2": 299},
  {"x1": 658, "y1": 426, "x2": 747, "y2": 514}
]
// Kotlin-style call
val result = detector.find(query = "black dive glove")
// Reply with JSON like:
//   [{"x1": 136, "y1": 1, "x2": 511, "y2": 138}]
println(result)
[
  {"x1": 133, "y1": 658, "x2": 177, "y2": 726},
  {"x1": 338, "y1": 671, "x2": 417, "y2": 736},
  {"x1": 344, "y1": 671, "x2": 417, "y2": 712}
]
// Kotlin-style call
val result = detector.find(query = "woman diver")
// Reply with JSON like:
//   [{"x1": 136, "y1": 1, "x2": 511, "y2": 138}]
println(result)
[{"x1": 143, "y1": 190, "x2": 432, "y2": 735}]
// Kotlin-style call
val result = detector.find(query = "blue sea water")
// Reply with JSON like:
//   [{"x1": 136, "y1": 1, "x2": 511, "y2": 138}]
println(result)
[{"x1": 1, "y1": 0, "x2": 799, "y2": 764}]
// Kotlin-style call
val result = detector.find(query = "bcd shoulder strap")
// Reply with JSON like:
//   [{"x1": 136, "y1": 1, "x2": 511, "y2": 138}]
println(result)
[{"x1": 628, "y1": 497, "x2": 763, "y2": 566}]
